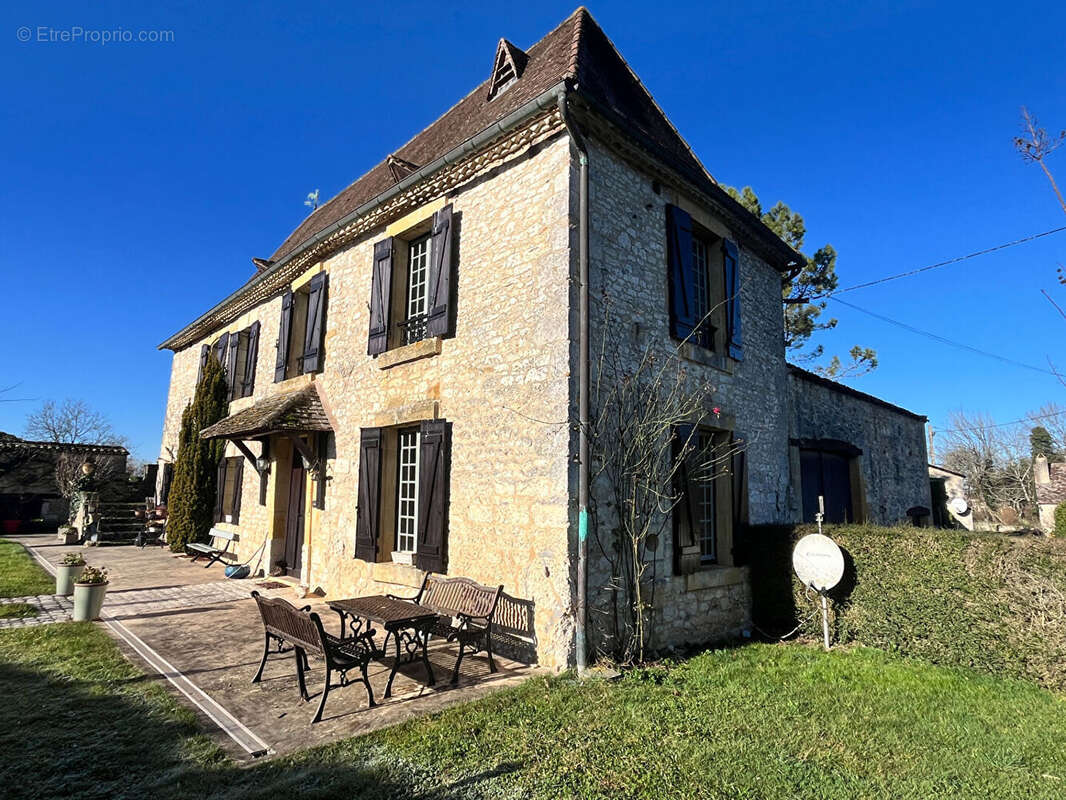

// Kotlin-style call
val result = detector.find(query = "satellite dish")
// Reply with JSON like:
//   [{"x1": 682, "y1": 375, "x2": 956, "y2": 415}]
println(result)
[
  {"x1": 950, "y1": 496, "x2": 970, "y2": 515},
  {"x1": 792, "y1": 533, "x2": 845, "y2": 593}
]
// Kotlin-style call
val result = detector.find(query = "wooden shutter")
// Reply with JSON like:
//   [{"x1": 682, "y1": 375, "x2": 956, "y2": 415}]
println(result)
[
  {"x1": 160, "y1": 463, "x2": 174, "y2": 504},
  {"x1": 724, "y1": 239, "x2": 743, "y2": 360},
  {"x1": 231, "y1": 458, "x2": 244, "y2": 524},
  {"x1": 197, "y1": 344, "x2": 209, "y2": 384},
  {"x1": 354, "y1": 428, "x2": 382, "y2": 562},
  {"x1": 415, "y1": 419, "x2": 451, "y2": 574},
  {"x1": 368, "y1": 238, "x2": 394, "y2": 355},
  {"x1": 224, "y1": 332, "x2": 239, "y2": 398},
  {"x1": 672, "y1": 425, "x2": 701, "y2": 575},
  {"x1": 275, "y1": 291, "x2": 293, "y2": 382},
  {"x1": 666, "y1": 205, "x2": 698, "y2": 343},
  {"x1": 214, "y1": 458, "x2": 227, "y2": 524},
  {"x1": 426, "y1": 204, "x2": 455, "y2": 338},
  {"x1": 213, "y1": 336, "x2": 227, "y2": 370},
  {"x1": 242, "y1": 322, "x2": 260, "y2": 398},
  {"x1": 730, "y1": 441, "x2": 748, "y2": 564},
  {"x1": 301, "y1": 273, "x2": 328, "y2": 373}
]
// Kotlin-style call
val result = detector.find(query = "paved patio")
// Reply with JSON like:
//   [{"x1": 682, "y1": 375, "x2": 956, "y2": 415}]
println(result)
[{"x1": 9, "y1": 533, "x2": 539, "y2": 758}]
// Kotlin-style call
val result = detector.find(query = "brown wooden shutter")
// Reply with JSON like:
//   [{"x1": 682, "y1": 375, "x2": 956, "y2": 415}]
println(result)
[
  {"x1": 214, "y1": 458, "x2": 227, "y2": 524},
  {"x1": 242, "y1": 322, "x2": 260, "y2": 397},
  {"x1": 672, "y1": 425, "x2": 701, "y2": 575},
  {"x1": 213, "y1": 336, "x2": 227, "y2": 370},
  {"x1": 354, "y1": 428, "x2": 382, "y2": 562},
  {"x1": 197, "y1": 344, "x2": 209, "y2": 384},
  {"x1": 225, "y1": 332, "x2": 239, "y2": 399},
  {"x1": 426, "y1": 204, "x2": 454, "y2": 338},
  {"x1": 415, "y1": 419, "x2": 450, "y2": 574},
  {"x1": 724, "y1": 239, "x2": 743, "y2": 360},
  {"x1": 368, "y1": 238, "x2": 394, "y2": 355},
  {"x1": 231, "y1": 458, "x2": 244, "y2": 524},
  {"x1": 302, "y1": 273, "x2": 328, "y2": 373},
  {"x1": 666, "y1": 205, "x2": 698, "y2": 343},
  {"x1": 160, "y1": 463, "x2": 174, "y2": 504},
  {"x1": 275, "y1": 291, "x2": 293, "y2": 382}
]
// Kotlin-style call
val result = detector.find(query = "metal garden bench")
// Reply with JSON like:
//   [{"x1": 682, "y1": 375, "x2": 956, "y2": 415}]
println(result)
[
  {"x1": 389, "y1": 574, "x2": 503, "y2": 685},
  {"x1": 185, "y1": 527, "x2": 236, "y2": 568},
  {"x1": 251, "y1": 591, "x2": 378, "y2": 723}
]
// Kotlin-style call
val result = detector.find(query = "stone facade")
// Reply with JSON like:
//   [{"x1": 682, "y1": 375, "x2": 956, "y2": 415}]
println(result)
[{"x1": 788, "y1": 368, "x2": 931, "y2": 525}]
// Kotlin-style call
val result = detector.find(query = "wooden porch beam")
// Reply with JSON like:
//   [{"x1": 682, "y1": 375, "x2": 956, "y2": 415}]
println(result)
[{"x1": 229, "y1": 438, "x2": 260, "y2": 470}]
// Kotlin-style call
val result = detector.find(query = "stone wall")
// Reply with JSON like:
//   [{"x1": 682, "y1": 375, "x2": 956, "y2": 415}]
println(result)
[
  {"x1": 582, "y1": 140, "x2": 794, "y2": 654},
  {"x1": 788, "y1": 368, "x2": 931, "y2": 524},
  {"x1": 158, "y1": 133, "x2": 578, "y2": 669}
]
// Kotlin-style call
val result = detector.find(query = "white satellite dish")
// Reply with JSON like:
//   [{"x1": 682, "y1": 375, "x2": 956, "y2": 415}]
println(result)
[
  {"x1": 950, "y1": 496, "x2": 970, "y2": 515},
  {"x1": 792, "y1": 533, "x2": 845, "y2": 593}
]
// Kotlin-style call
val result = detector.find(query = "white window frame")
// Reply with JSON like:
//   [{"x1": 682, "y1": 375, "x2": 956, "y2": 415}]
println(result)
[
  {"x1": 691, "y1": 235, "x2": 714, "y2": 350},
  {"x1": 695, "y1": 430, "x2": 717, "y2": 563},
  {"x1": 404, "y1": 235, "x2": 431, "y2": 345},
  {"x1": 395, "y1": 427, "x2": 420, "y2": 555}
]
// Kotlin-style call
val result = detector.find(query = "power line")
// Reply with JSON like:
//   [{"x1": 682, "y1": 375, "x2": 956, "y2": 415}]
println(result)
[
  {"x1": 937, "y1": 409, "x2": 1066, "y2": 434},
  {"x1": 805, "y1": 225, "x2": 1066, "y2": 301},
  {"x1": 828, "y1": 296, "x2": 1061, "y2": 377}
]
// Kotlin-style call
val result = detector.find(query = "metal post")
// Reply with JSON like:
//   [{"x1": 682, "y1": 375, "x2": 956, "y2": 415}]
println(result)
[{"x1": 820, "y1": 593, "x2": 831, "y2": 650}]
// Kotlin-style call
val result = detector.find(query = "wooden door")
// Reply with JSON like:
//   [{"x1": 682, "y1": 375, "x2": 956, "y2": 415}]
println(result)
[
  {"x1": 284, "y1": 457, "x2": 306, "y2": 577},
  {"x1": 800, "y1": 449, "x2": 854, "y2": 524}
]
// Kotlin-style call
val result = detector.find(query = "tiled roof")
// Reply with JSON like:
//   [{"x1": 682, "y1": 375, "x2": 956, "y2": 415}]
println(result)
[
  {"x1": 1037, "y1": 462, "x2": 1066, "y2": 505},
  {"x1": 0, "y1": 432, "x2": 128, "y2": 456},
  {"x1": 199, "y1": 386, "x2": 333, "y2": 440}
]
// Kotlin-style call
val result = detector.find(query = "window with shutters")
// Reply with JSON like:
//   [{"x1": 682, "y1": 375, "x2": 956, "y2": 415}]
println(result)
[
  {"x1": 276, "y1": 272, "x2": 328, "y2": 382},
  {"x1": 216, "y1": 456, "x2": 244, "y2": 524},
  {"x1": 354, "y1": 420, "x2": 450, "y2": 572},
  {"x1": 368, "y1": 204, "x2": 455, "y2": 356},
  {"x1": 673, "y1": 426, "x2": 732, "y2": 571}
]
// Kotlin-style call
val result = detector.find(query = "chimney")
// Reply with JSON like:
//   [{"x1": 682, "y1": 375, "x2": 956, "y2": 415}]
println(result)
[{"x1": 1035, "y1": 454, "x2": 1051, "y2": 486}]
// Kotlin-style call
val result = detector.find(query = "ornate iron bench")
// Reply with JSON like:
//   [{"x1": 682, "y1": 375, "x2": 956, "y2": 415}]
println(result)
[
  {"x1": 251, "y1": 591, "x2": 377, "y2": 723},
  {"x1": 186, "y1": 527, "x2": 236, "y2": 568},
  {"x1": 389, "y1": 574, "x2": 503, "y2": 685}
]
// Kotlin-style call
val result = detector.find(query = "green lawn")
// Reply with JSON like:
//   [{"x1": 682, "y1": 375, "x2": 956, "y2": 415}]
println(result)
[
  {"x1": 1, "y1": 624, "x2": 1064, "y2": 800},
  {"x1": 0, "y1": 538, "x2": 54, "y2": 597},
  {"x1": 0, "y1": 602, "x2": 38, "y2": 619}
]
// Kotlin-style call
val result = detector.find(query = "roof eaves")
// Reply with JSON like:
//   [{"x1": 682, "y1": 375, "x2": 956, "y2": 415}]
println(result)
[{"x1": 788, "y1": 364, "x2": 927, "y2": 422}]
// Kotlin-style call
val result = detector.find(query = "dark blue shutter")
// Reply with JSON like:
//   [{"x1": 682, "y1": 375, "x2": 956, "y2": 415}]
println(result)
[
  {"x1": 426, "y1": 204, "x2": 455, "y2": 338},
  {"x1": 368, "y1": 238, "x2": 394, "y2": 355},
  {"x1": 275, "y1": 291, "x2": 293, "y2": 382},
  {"x1": 672, "y1": 425, "x2": 701, "y2": 575},
  {"x1": 724, "y1": 239, "x2": 743, "y2": 361},
  {"x1": 354, "y1": 428, "x2": 382, "y2": 562},
  {"x1": 242, "y1": 322, "x2": 260, "y2": 397},
  {"x1": 302, "y1": 273, "x2": 328, "y2": 373},
  {"x1": 415, "y1": 419, "x2": 450, "y2": 574},
  {"x1": 666, "y1": 205, "x2": 698, "y2": 343}
]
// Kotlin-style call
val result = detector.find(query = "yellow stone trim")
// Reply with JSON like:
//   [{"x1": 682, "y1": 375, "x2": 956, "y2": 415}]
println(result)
[
  {"x1": 384, "y1": 197, "x2": 446, "y2": 238},
  {"x1": 290, "y1": 264, "x2": 326, "y2": 293},
  {"x1": 370, "y1": 399, "x2": 438, "y2": 428},
  {"x1": 376, "y1": 337, "x2": 442, "y2": 369}
]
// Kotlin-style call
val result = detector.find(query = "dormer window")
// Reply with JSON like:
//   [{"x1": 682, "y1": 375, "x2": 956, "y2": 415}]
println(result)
[{"x1": 487, "y1": 39, "x2": 527, "y2": 100}]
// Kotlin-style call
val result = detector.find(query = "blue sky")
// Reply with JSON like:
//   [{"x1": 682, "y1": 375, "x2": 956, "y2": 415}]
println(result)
[{"x1": 2, "y1": 1, "x2": 1064, "y2": 461}]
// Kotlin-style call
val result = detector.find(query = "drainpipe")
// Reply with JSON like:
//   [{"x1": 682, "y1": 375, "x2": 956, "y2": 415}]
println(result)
[{"x1": 558, "y1": 89, "x2": 590, "y2": 673}]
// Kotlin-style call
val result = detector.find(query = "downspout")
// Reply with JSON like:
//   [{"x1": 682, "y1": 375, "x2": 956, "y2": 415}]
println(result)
[{"x1": 558, "y1": 89, "x2": 590, "y2": 673}]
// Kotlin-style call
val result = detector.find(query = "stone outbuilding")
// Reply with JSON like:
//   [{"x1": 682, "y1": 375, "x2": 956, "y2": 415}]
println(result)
[
  {"x1": 1035, "y1": 455, "x2": 1066, "y2": 533},
  {"x1": 155, "y1": 8, "x2": 930, "y2": 668}
]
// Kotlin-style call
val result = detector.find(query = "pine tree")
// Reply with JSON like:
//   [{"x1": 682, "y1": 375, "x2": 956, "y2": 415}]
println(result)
[
  {"x1": 166, "y1": 355, "x2": 229, "y2": 552},
  {"x1": 1030, "y1": 425, "x2": 1057, "y2": 461}
]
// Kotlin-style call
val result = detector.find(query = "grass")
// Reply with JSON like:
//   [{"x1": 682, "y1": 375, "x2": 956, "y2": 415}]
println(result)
[
  {"x1": 1, "y1": 624, "x2": 1064, "y2": 800},
  {"x1": 0, "y1": 538, "x2": 54, "y2": 597},
  {"x1": 0, "y1": 602, "x2": 38, "y2": 619}
]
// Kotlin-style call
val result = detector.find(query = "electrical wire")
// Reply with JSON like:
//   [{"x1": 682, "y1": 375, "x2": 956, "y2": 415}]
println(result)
[
  {"x1": 804, "y1": 225, "x2": 1066, "y2": 301},
  {"x1": 937, "y1": 408, "x2": 1066, "y2": 434},
  {"x1": 828, "y1": 296, "x2": 1062, "y2": 377}
]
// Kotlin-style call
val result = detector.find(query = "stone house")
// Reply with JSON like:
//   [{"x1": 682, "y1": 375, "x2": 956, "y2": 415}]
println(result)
[
  {"x1": 156, "y1": 8, "x2": 929, "y2": 668},
  {"x1": 1035, "y1": 455, "x2": 1066, "y2": 532}
]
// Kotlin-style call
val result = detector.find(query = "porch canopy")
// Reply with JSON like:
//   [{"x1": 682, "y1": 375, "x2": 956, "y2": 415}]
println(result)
[{"x1": 200, "y1": 385, "x2": 333, "y2": 476}]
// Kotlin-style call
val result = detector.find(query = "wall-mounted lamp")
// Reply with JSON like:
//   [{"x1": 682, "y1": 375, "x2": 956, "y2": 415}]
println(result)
[{"x1": 255, "y1": 456, "x2": 271, "y2": 474}]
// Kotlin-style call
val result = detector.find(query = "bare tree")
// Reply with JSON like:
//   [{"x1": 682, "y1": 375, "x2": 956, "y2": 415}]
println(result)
[
  {"x1": 586, "y1": 299, "x2": 740, "y2": 663},
  {"x1": 941, "y1": 411, "x2": 1035, "y2": 521},
  {"x1": 24, "y1": 399, "x2": 125, "y2": 446},
  {"x1": 1014, "y1": 107, "x2": 1066, "y2": 217}
]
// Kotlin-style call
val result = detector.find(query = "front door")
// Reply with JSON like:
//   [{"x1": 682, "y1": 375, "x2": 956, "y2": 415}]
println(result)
[{"x1": 284, "y1": 457, "x2": 306, "y2": 577}]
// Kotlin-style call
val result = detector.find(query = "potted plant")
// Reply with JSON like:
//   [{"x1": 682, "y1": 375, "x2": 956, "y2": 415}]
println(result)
[
  {"x1": 56, "y1": 552, "x2": 86, "y2": 596},
  {"x1": 72, "y1": 565, "x2": 109, "y2": 621},
  {"x1": 57, "y1": 524, "x2": 79, "y2": 545}
]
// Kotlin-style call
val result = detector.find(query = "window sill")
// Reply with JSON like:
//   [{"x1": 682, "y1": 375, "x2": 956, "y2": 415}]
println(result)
[
  {"x1": 684, "y1": 565, "x2": 748, "y2": 592},
  {"x1": 370, "y1": 559, "x2": 424, "y2": 589},
  {"x1": 377, "y1": 337, "x2": 442, "y2": 370},
  {"x1": 676, "y1": 341, "x2": 733, "y2": 375}
]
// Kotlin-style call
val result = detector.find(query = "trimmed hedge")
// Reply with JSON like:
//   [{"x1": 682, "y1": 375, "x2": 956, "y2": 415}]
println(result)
[
  {"x1": 1055, "y1": 502, "x2": 1066, "y2": 536},
  {"x1": 745, "y1": 524, "x2": 1066, "y2": 691}
]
